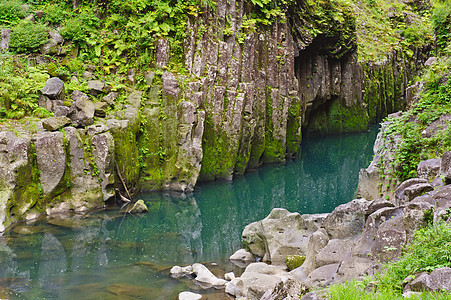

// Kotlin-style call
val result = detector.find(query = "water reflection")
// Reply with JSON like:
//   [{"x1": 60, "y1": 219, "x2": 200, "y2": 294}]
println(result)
[{"x1": 0, "y1": 126, "x2": 377, "y2": 299}]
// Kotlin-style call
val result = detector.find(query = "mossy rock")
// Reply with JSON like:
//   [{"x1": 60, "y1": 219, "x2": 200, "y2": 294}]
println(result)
[{"x1": 285, "y1": 255, "x2": 306, "y2": 271}]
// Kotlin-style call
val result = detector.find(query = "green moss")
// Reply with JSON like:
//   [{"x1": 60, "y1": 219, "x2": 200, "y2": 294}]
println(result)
[
  {"x1": 263, "y1": 87, "x2": 285, "y2": 163},
  {"x1": 286, "y1": 96, "x2": 302, "y2": 156},
  {"x1": 285, "y1": 255, "x2": 306, "y2": 271}
]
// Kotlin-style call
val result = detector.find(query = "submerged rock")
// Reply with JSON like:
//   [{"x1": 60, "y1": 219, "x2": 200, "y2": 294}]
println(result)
[{"x1": 178, "y1": 291, "x2": 202, "y2": 300}]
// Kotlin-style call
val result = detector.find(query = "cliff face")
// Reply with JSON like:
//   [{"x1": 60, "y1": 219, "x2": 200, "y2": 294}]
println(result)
[{"x1": 0, "y1": 0, "x2": 429, "y2": 232}]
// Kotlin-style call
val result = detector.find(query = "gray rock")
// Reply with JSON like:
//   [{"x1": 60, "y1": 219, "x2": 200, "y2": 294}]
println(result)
[
  {"x1": 323, "y1": 199, "x2": 369, "y2": 240},
  {"x1": 144, "y1": 71, "x2": 155, "y2": 86},
  {"x1": 91, "y1": 132, "x2": 115, "y2": 201},
  {"x1": 370, "y1": 215, "x2": 406, "y2": 262},
  {"x1": 304, "y1": 263, "x2": 339, "y2": 289},
  {"x1": 302, "y1": 228, "x2": 329, "y2": 275},
  {"x1": 54, "y1": 105, "x2": 70, "y2": 117},
  {"x1": 242, "y1": 208, "x2": 312, "y2": 265},
  {"x1": 191, "y1": 263, "x2": 227, "y2": 288},
  {"x1": 125, "y1": 200, "x2": 148, "y2": 214},
  {"x1": 82, "y1": 71, "x2": 93, "y2": 80},
  {"x1": 94, "y1": 102, "x2": 108, "y2": 117},
  {"x1": 261, "y1": 276, "x2": 307, "y2": 300},
  {"x1": 336, "y1": 256, "x2": 377, "y2": 281},
  {"x1": 1, "y1": 28, "x2": 12, "y2": 50},
  {"x1": 127, "y1": 90, "x2": 142, "y2": 109},
  {"x1": 33, "y1": 132, "x2": 66, "y2": 195},
  {"x1": 49, "y1": 30, "x2": 63, "y2": 44},
  {"x1": 41, "y1": 77, "x2": 65, "y2": 100},
  {"x1": 88, "y1": 80, "x2": 105, "y2": 95},
  {"x1": 402, "y1": 201, "x2": 433, "y2": 239},
  {"x1": 40, "y1": 38, "x2": 59, "y2": 55},
  {"x1": 405, "y1": 267, "x2": 451, "y2": 292},
  {"x1": 315, "y1": 239, "x2": 354, "y2": 268},
  {"x1": 162, "y1": 71, "x2": 179, "y2": 98},
  {"x1": 69, "y1": 90, "x2": 95, "y2": 127},
  {"x1": 301, "y1": 292, "x2": 321, "y2": 300},
  {"x1": 366, "y1": 199, "x2": 395, "y2": 215},
  {"x1": 395, "y1": 178, "x2": 428, "y2": 203},
  {"x1": 102, "y1": 92, "x2": 119, "y2": 106},
  {"x1": 424, "y1": 57, "x2": 437, "y2": 66},
  {"x1": 156, "y1": 39, "x2": 169, "y2": 68},
  {"x1": 230, "y1": 249, "x2": 255, "y2": 268},
  {"x1": 440, "y1": 151, "x2": 451, "y2": 183},
  {"x1": 225, "y1": 262, "x2": 289, "y2": 299},
  {"x1": 42, "y1": 116, "x2": 71, "y2": 131},
  {"x1": 417, "y1": 158, "x2": 441, "y2": 181},
  {"x1": 178, "y1": 291, "x2": 202, "y2": 300}
]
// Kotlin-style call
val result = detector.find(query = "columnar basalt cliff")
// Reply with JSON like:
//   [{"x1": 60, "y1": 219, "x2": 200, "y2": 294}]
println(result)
[{"x1": 0, "y1": 0, "x2": 431, "y2": 232}]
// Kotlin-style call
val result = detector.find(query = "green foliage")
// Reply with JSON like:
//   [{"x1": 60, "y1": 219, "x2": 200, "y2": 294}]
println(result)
[
  {"x1": 285, "y1": 255, "x2": 306, "y2": 271},
  {"x1": 377, "y1": 221, "x2": 451, "y2": 294},
  {"x1": 0, "y1": 0, "x2": 27, "y2": 26},
  {"x1": 60, "y1": 6, "x2": 100, "y2": 43},
  {"x1": 39, "y1": 3, "x2": 69, "y2": 25},
  {"x1": 432, "y1": 0, "x2": 451, "y2": 53},
  {"x1": 9, "y1": 21, "x2": 49, "y2": 53},
  {"x1": 0, "y1": 56, "x2": 51, "y2": 119}
]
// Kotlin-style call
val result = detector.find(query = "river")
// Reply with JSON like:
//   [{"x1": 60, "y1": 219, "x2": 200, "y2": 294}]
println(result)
[{"x1": 0, "y1": 126, "x2": 378, "y2": 299}]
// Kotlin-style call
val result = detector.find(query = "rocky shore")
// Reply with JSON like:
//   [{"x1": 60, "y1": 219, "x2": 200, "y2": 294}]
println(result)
[{"x1": 171, "y1": 147, "x2": 451, "y2": 299}]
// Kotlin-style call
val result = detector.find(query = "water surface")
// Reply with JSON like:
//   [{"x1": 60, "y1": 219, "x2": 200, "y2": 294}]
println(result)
[{"x1": 0, "y1": 126, "x2": 378, "y2": 299}]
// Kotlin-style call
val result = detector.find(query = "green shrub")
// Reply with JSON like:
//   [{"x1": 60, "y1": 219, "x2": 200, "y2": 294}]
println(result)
[
  {"x1": 9, "y1": 21, "x2": 49, "y2": 53},
  {"x1": 432, "y1": 0, "x2": 451, "y2": 53},
  {"x1": 0, "y1": 0, "x2": 27, "y2": 26},
  {"x1": 40, "y1": 3, "x2": 69, "y2": 25},
  {"x1": 60, "y1": 8, "x2": 99, "y2": 43}
]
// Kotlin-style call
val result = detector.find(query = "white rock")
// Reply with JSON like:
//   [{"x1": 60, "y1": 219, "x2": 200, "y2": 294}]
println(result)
[
  {"x1": 170, "y1": 265, "x2": 185, "y2": 277},
  {"x1": 192, "y1": 263, "x2": 227, "y2": 288},
  {"x1": 178, "y1": 291, "x2": 202, "y2": 300},
  {"x1": 225, "y1": 272, "x2": 235, "y2": 281}
]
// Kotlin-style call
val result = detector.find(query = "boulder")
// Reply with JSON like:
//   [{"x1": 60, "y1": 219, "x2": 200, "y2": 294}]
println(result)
[
  {"x1": 91, "y1": 132, "x2": 115, "y2": 200},
  {"x1": 162, "y1": 71, "x2": 179, "y2": 98},
  {"x1": 336, "y1": 256, "x2": 377, "y2": 281},
  {"x1": 404, "y1": 267, "x2": 451, "y2": 293},
  {"x1": 229, "y1": 249, "x2": 255, "y2": 268},
  {"x1": 440, "y1": 151, "x2": 451, "y2": 183},
  {"x1": 285, "y1": 255, "x2": 306, "y2": 271},
  {"x1": 1, "y1": 28, "x2": 11, "y2": 50},
  {"x1": 127, "y1": 200, "x2": 148, "y2": 214},
  {"x1": 33, "y1": 132, "x2": 66, "y2": 195},
  {"x1": 260, "y1": 277, "x2": 307, "y2": 300},
  {"x1": 315, "y1": 239, "x2": 354, "y2": 268},
  {"x1": 304, "y1": 263, "x2": 339, "y2": 289},
  {"x1": 417, "y1": 158, "x2": 441, "y2": 181},
  {"x1": 54, "y1": 106, "x2": 70, "y2": 117},
  {"x1": 40, "y1": 38, "x2": 59, "y2": 55},
  {"x1": 94, "y1": 102, "x2": 108, "y2": 117},
  {"x1": 191, "y1": 263, "x2": 227, "y2": 288},
  {"x1": 302, "y1": 228, "x2": 329, "y2": 275},
  {"x1": 225, "y1": 262, "x2": 289, "y2": 299},
  {"x1": 369, "y1": 215, "x2": 406, "y2": 262},
  {"x1": 42, "y1": 116, "x2": 71, "y2": 131},
  {"x1": 88, "y1": 80, "x2": 105, "y2": 95},
  {"x1": 156, "y1": 39, "x2": 169, "y2": 68},
  {"x1": 102, "y1": 92, "x2": 119, "y2": 106},
  {"x1": 323, "y1": 199, "x2": 369, "y2": 240},
  {"x1": 49, "y1": 30, "x2": 63, "y2": 44},
  {"x1": 225, "y1": 272, "x2": 235, "y2": 281},
  {"x1": 242, "y1": 208, "x2": 312, "y2": 265},
  {"x1": 404, "y1": 183, "x2": 434, "y2": 202},
  {"x1": 41, "y1": 77, "x2": 65, "y2": 100},
  {"x1": 69, "y1": 90, "x2": 95, "y2": 127},
  {"x1": 402, "y1": 201, "x2": 433, "y2": 239},
  {"x1": 395, "y1": 178, "x2": 428, "y2": 203},
  {"x1": 178, "y1": 291, "x2": 202, "y2": 300}
]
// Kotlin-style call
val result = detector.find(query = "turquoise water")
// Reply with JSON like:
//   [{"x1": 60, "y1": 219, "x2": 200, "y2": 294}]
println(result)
[{"x1": 0, "y1": 126, "x2": 377, "y2": 299}]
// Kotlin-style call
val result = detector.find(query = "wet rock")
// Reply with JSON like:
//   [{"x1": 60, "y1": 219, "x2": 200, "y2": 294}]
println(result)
[
  {"x1": 41, "y1": 77, "x2": 65, "y2": 100},
  {"x1": 1, "y1": 28, "x2": 11, "y2": 50},
  {"x1": 261, "y1": 276, "x2": 307, "y2": 300},
  {"x1": 126, "y1": 200, "x2": 148, "y2": 214},
  {"x1": 69, "y1": 90, "x2": 95, "y2": 127},
  {"x1": 34, "y1": 131, "x2": 66, "y2": 195},
  {"x1": 179, "y1": 291, "x2": 202, "y2": 300},
  {"x1": 106, "y1": 283, "x2": 157, "y2": 298},
  {"x1": 225, "y1": 262, "x2": 289, "y2": 299},
  {"x1": 229, "y1": 249, "x2": 255, "y2": 268},
  {"x1": 417, "y1": 158, "x2": 441, "y2": 181},
  {"x1": 440, "y1": 151, "x2": 451, "y2": 183},
  {"x1": 12, "y1": 225, "x2": 46, "y2": 235},
  {"x1": 191, "y1": 263, "x2": 227, "y2": 288},
  {"x1": 404, "y1": 267, "x2": 451, "y2": 293},
  {"x1": 242, "y1": 208, "x2": 312, "y2": 265},
  {"x1": 323, "y1": 199, "x2": 369, "y2": 240},
  {"x1": 304, "y1": 263, "x2": 339, "y2": 289},
  {"x1": 42, "y1": 116, "x2": 71, "y2": 131}
]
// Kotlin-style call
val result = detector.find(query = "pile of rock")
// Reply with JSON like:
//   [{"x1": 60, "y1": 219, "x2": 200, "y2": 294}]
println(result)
[{"x1": 172, "y1": 151, "x2": 451, "y2": 299}]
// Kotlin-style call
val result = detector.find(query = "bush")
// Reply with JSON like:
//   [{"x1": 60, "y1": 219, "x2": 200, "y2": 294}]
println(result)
[
  {"x1": 0, "y1": 0, "x2": 28, "y2": 25},
  {"x1": 60, "y1": 8, "x2": 99, "y2": 43},
  {"x1": 40, "y1": 3, "x2": 69, "y2": 25},
  {"x1": 9, "y1": 21, "x2": 49, "y2": 53}
]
